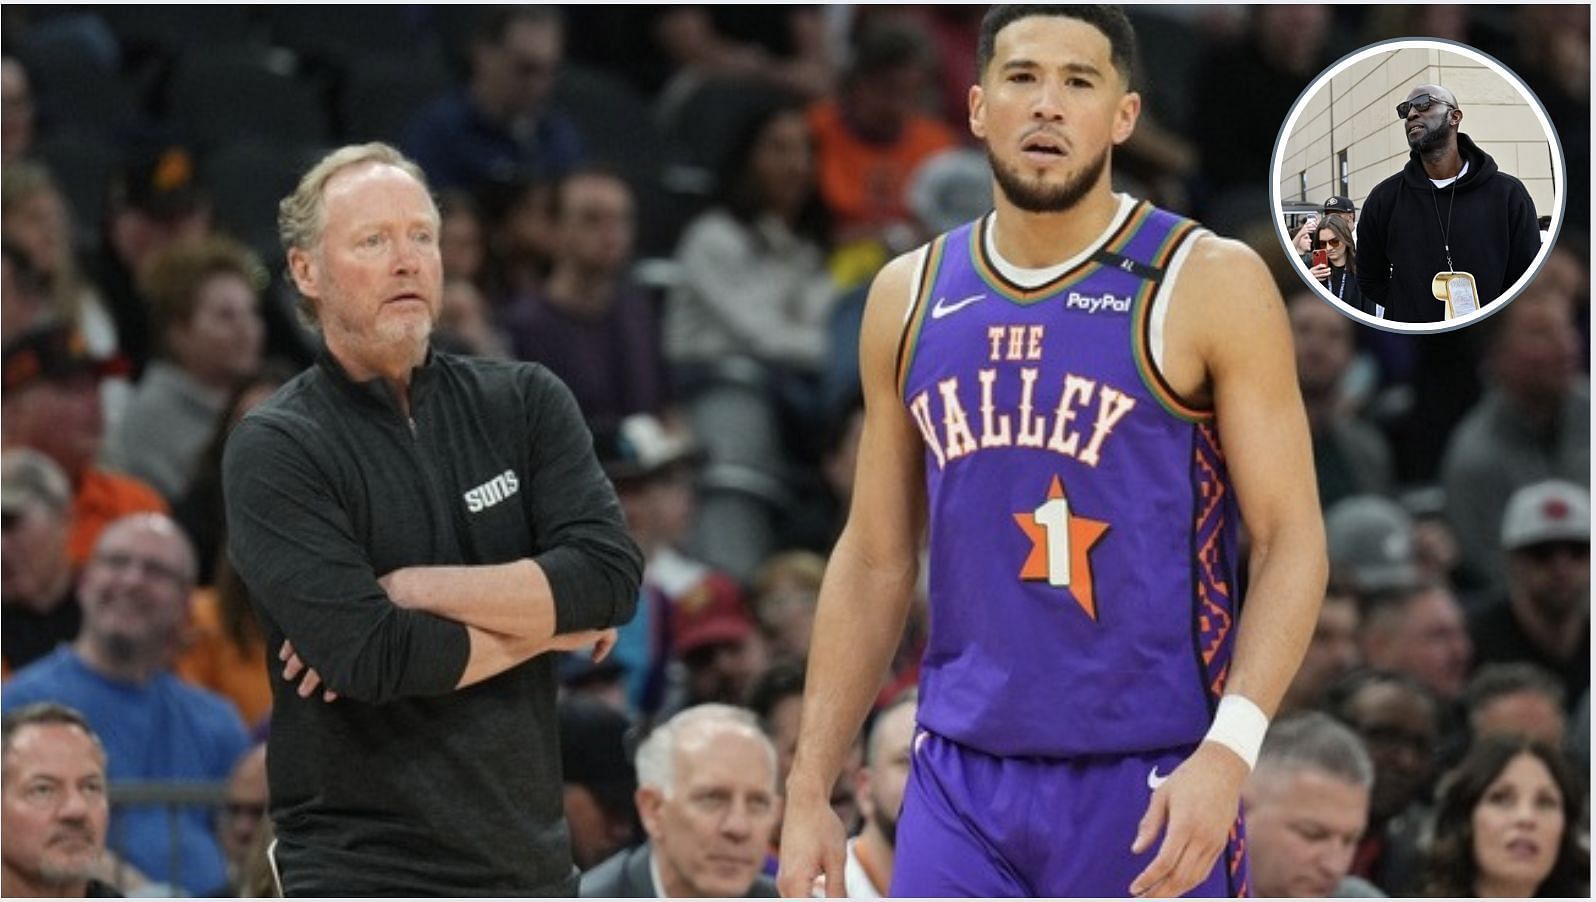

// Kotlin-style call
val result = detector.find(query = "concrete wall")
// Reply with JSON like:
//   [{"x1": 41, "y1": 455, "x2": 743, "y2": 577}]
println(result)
[{"x1": 1279, "y1": 47, "x2": 1556, "y2": 217}]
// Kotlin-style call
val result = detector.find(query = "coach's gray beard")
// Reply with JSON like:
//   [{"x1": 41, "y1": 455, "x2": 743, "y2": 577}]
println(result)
[{"x1": 988, "y1": 145, "x2": 1109, "y2": 214}]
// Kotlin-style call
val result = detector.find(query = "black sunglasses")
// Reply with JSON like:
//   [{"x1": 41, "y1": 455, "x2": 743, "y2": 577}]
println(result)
[{"x1": 1396, "y1": 94, "x2": 1454, "y2": 119}]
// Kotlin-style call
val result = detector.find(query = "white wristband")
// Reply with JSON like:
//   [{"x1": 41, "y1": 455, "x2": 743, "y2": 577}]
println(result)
[{"x1": 1203, "y1": 694, "x2": 1270, "y2": 770}]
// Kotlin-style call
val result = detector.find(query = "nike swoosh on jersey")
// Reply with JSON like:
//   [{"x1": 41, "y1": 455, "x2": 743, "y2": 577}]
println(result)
[
  {"x1": 930, "y1": 293, "x2": 986, "y2": 319},
  {"x1": 1147, "y1": 766, "x2": 1170, "y2": 790}
]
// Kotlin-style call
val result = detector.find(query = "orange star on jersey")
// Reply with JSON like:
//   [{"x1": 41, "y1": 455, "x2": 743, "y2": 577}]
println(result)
[{"x1": 1013, "y1": 475, "x2": 1110, "y2": 620}]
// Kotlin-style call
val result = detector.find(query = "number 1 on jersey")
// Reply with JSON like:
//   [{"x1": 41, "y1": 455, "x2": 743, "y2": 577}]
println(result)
[
  {"x1": 1014, "y1": 475, "x2": 1111, "y2": 620},
  {"x1": 1031, "y1": 498, "x2": 1073, "y2": 586}
]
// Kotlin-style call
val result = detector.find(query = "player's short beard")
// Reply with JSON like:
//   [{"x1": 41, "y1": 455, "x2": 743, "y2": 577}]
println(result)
[{"x1": 988, "y1": 144, "x2": 1109, "y2": 214}]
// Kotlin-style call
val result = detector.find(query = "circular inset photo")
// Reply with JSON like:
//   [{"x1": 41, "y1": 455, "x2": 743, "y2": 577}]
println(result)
[{"x1": 1272, "y1": 39, "x2": 1565, "y2": 333}]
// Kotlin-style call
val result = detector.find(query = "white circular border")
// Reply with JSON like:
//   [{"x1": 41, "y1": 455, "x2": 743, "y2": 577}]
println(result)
[{"x1": 1270, "y1": 37, "x2": 1568, "y2": 334}]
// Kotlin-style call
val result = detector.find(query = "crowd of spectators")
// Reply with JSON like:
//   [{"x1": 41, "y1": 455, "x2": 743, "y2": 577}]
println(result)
[{"x1": 0, "y1": 5, "x2": 1587, "y2": 897}]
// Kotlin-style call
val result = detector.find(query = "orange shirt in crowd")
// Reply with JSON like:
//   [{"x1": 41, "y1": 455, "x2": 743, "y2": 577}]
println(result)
[
  {"x1": 807, "y1": 99, "x2": 956, "y2": 234},
  {"x1": 176, "y1": 587, "x2": 271, "y2": 729},
  {"x1": 69, "y1": 468, "x2": 168, "y2": 567}
]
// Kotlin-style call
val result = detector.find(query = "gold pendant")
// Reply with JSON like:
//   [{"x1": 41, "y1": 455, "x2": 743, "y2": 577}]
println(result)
[{"x1": 1431, "y1": 271, "x2": 1479, "y2": 320}]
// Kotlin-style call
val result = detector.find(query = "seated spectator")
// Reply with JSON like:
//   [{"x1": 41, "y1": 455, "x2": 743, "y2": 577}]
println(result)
[
  {"x1": 1357, "y1": 581, "x2": 1473, "y2": 704},
  {"x1": 559, "y1": 698, "x2": 640, "y2": 871},
  {"x1": 2, "y1": 514, "x2": 249, "y2": 895},
  {"x1": 1, "y1": 703, "x2": 117, "y2": 897},
  {"x1": 672, "y1": 579, "x2": 766, "y2": 711},
  {"x1": 1468, "y1": 480, "x2": 1589, "y2": 705},
  {"x1": 404, "y1": 6, "x2": 581, "y2": 194},
  {"x1": 1463, "y1": 662, "x2": 1568, "y2": 749},
  {"x1": 667, "y1": 97, "x2": 838, "y2": 580},
  {"x1": 667, "y1": 98, "x2": 835, "y2": 379},
  {"x1": 597, "y1": 413, "x2": 742, "y2": 715},
  {"x1": 104, "y1": 236, "x2": 266, "y2": 502},
  {"x1": 93, "y1": 143, "x2": 215, "y2": 379},
  {"x1": 1441, "y1": 285, "x2": 1587, "y2": 604},
  {"x1": 482, "y1": 177, "x2": 557, "y2": 301},
  {"x1": 504, "y1": 167, "x2": 667, "y2": 429},
  {"x1": 807, "y1": 19, "x2": 954, "y2": 258},
  {"x1": 1422, "y1": 737, "x2": 1587, "y2": 897},
  {"x1": 1279, "y1": 585, "x2": 1361, "y2": 714},
  {"x1": 209, "y1": 743, "x2": 267, "y2": 896},
  {"x1": 845, "y1": 691, "x2": 917, "y2": 899},
  {"x1": 1327, "y1": 670, "x2": 1441, "y2": 896},
  {"x1": 1, "y1": 450, "x2": 78, "y2": 673},
  {"x1": 750, "y1": 551, "x2": 824, "y2": 665},
  {"x1": 1288, "y1": 296, "x2": 1394, "y2": 507},
  {"x1": 1324, "y1": 495, "x2": 1420, "y2": 598},
  {"x1": 1, "y1": 162, "x2": 118, "y2": 363},
  {"x1": 580, "y1": 704, "x2": 779, "y2": 897},
  {"x1": 1242, "y1": 712, "x2": 1379, "y2": 898},
  {"x1": 1, "y1": 321, "x2": 166, "y2": 569}
]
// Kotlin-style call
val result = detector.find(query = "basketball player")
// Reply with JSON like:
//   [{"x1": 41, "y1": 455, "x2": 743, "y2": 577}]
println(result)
[{"x1": 777, "y1": 6, "x2": 1326, "y2": 898}]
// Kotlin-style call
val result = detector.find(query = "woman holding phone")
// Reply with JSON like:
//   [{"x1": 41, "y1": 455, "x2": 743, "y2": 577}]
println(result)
[{"x1": 1308, "y1": 215, "x2": 1373, "y2": 316}]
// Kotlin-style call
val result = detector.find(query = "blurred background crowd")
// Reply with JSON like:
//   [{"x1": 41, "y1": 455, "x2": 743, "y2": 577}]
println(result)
[{"x1": 0, "y1": 4, "x2": 1588, "y2": 898}]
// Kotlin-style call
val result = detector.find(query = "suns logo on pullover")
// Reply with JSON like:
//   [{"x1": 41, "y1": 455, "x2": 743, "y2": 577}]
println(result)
[{"x1": 464, "y1": 469, "x2": 520, "y2": 512}]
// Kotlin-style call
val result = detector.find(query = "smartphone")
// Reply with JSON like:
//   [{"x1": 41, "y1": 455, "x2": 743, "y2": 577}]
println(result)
[{"x1": 1312, "y1": 249, "x2": 1328, "y2": 268}]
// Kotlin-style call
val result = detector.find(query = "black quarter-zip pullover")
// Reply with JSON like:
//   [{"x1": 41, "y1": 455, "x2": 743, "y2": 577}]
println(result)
[{"x1": 224, "y1": 345, "x2": 642, "y2": 895}]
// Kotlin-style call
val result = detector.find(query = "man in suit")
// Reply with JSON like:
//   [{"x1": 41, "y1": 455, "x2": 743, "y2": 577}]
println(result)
[{"x1": 580, "y1": 704, "x2": 779, "y2": 897}]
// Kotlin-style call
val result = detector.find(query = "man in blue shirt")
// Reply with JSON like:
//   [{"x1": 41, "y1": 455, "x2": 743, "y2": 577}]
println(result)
[
  {"x1": 404, "y1": 6, "x2": 583, "y2": 194},
  {"x1": 3, "y1": 513, "x2": 248, "y2": 895}
]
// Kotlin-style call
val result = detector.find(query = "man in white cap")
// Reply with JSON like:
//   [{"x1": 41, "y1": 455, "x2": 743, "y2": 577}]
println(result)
[{"x1": 1468, "y1": 480, "x2": 1589, "y2": 707}]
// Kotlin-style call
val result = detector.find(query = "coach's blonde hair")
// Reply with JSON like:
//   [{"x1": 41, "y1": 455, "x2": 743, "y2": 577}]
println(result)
[{"x1": 277, "y1": 142, "x2": 433, "y2": 326}]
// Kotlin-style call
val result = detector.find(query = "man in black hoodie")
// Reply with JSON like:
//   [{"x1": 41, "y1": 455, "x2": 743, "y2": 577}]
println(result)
[{"x1": 1356, "y1": 84, "x2": 1541, "y2": 323}]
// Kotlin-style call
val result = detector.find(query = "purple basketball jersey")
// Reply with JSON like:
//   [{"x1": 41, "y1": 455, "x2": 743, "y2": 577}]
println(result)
[{"x1": 898, "y1": 196, "x2": 1241, "y2": 758}]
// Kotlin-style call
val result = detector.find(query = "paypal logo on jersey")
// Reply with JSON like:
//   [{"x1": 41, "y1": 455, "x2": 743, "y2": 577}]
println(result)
[
  {"x1": 464, "y1": 469, "x2": 520, "y2": 513},
  {"x1": 1064, "y1": 291, "x2": 1132, "y2": 314}
]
